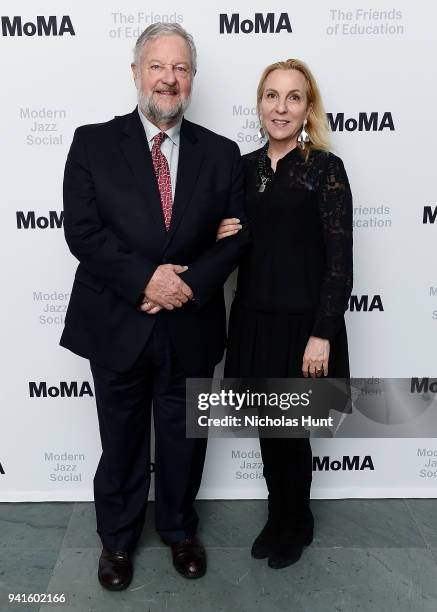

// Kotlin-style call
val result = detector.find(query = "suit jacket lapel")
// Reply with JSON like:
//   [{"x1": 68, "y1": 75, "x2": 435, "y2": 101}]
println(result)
[
  {"x1": 119, "y1": 109, "x2": 167, "y2": 237},
  {"x1": 164, "y1": 118, "x2": 204, "y2": 251}
]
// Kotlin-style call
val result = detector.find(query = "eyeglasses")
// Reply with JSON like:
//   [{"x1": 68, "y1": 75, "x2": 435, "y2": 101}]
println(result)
[{"x1": 147, "y1": 63, "x2": 192, "y2": 78}]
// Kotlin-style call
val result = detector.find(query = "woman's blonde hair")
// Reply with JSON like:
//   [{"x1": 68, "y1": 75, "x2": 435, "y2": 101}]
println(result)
[{"x1": 257, "y1": 58, "x2": 330, "y2": 155}]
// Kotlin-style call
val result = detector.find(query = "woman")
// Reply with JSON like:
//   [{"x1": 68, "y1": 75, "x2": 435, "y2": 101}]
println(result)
[{"x1": 217, "y1": 59, "x2": 353, "y2": 569}]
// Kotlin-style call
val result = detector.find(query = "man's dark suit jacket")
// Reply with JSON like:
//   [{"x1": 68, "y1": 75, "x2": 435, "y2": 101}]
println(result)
[{"x1": 60, "y1": 108, "x2": 249, "y2": 374}]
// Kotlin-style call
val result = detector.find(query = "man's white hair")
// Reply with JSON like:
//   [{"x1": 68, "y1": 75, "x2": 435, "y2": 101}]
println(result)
[{"x1": 133, "y1": 23, "x2": 197, "y2": 74}]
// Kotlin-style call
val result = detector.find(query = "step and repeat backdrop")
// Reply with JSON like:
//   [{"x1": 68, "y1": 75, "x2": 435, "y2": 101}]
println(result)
[{"x1": 1, "y1": 0, "x2": 437, "y2": 500}]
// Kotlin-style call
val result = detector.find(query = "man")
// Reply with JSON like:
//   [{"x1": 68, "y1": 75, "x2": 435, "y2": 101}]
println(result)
[{"x1": 61, "y1": 23, "x2": 249, "y2": 590}]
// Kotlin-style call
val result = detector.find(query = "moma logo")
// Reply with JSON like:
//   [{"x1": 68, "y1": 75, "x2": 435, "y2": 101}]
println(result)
[
  {"x1": 29, "y1": 381, "x2": 94, "y2": 398},
  {"x1": 1, "y1": 16, "x2": 75, "y2": 36},
  {"x1": 348, "y1": 295, "x2": 384, "y2": 312},
  {"x1": 0, "y1": 462, "x2": 4, "y2": 475},
  {"x1": 327, "y1": 112, "x2": 394, "y2": 132},
  {"x1": 16, "y1": 211, "x2": 63, "y2": 229},
  {"x1": 410, "y1": 378, "x2": 437, "y2": 393},
  {"x1": 313, "y1": 455, "x2": 374, "y2": 471},
  {"x1": 423, "y1": 206, "x2": 437, "y2": 224},
  {"x1": 219, "y1": 13, "x2": 292, "y2": 34}
]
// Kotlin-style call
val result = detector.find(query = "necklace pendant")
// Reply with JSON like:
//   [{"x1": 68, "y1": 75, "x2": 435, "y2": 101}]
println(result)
[{"x1": 258, "y1": 177, "x2": 268, "y2": 192}]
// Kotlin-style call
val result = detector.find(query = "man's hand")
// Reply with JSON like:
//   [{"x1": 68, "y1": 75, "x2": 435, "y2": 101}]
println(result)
[
  {"x1": 302, "y1": 336, "x2": 330, "y2": 378},
  {"x1": 143, "y1": 264, "x2": 193, "y2": 310},
  {"x1": 139, "y1": 299, "x2": 162, "y2": 314}
]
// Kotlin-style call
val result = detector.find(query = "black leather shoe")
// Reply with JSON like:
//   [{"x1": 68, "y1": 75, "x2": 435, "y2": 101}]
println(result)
[
  {"x1": 268, "y1": 529, "x2": 313, "y2": 569},
  {"x1": 251, "y1": 519, "x2": 278, "y2": 559},
  {"x1": 162, "y1": 536, "x2": 206, "y2": 579},
  {"x1": 98, "y1": 548, "x2": 133, "y2": 591}
]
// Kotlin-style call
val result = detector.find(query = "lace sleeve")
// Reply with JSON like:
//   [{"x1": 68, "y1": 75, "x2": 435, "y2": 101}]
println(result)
[{"x1": 311, "y1": 154, "x2": 353, "y2": 340}]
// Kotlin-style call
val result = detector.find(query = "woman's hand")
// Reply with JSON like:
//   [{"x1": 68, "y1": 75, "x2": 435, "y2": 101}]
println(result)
[
  {"x1": 216, "y1": 218, "x2": 242, "y2": 241},
  {"x1": 302, "y1": 336, "x2": 330, "y2": 377}
]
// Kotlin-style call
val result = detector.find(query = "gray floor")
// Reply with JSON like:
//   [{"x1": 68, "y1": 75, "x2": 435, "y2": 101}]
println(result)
[{"x1": 0, "y1": 500, "x2": 437, "y2": 612}]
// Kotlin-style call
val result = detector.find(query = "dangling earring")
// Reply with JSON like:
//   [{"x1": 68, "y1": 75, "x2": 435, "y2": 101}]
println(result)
[
  {"x1": 297, "y1": 118, "x2": 310, "y2": 149},
  {"x1": 257, "y1": 118, "x2": 266, "y2": 142}
]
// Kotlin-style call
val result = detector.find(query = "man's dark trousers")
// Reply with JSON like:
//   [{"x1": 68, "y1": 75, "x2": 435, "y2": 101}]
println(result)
[{"x1": 91, "y1": 316, "x2": 214, "y2": 553}]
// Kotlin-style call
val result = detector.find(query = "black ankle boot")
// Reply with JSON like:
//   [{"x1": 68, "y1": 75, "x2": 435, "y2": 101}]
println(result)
[
  {"x1": 267, "y1": 511, "x2": 314, "y2": 569},
  {"x1": 251, "y1": 518, "x2": 278, "y2": 559}
]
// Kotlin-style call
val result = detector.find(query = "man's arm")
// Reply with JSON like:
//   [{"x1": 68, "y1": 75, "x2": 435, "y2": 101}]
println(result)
[
  {"x1": 178, "y1": 141, "x2": 250, "y2": 308},
  {"x1": 63, "y1": 127, "x2": 157, "y2": 305}
]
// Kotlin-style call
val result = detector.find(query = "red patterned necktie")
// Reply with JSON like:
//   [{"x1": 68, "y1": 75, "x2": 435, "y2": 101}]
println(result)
[{"x1": 151, "y1": 132, "x2": 172, "y2": 231}]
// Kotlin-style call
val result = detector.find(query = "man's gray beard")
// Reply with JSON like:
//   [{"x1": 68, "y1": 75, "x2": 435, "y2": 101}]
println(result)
[{"x1": 137, "y1": 89, "x2": 190, "y2": 125}]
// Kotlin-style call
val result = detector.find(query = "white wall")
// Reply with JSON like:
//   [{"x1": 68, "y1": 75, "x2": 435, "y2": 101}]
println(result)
[{"x1": 1, "y1": 0, "x2": 436, "y2": 500}]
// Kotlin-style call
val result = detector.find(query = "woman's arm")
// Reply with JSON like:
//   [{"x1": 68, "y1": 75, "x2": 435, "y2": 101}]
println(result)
[{"x1": 311, "y1": 153, "x2": 353, "y2": 341}]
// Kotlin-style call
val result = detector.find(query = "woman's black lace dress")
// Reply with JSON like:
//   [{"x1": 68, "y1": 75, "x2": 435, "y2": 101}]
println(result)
[
  {"x1": 225, "y1": 143, "x2": 353, "y2": 379},
  {"x1": 224, "y1": 143, "x2": 353, "y2": 533}
]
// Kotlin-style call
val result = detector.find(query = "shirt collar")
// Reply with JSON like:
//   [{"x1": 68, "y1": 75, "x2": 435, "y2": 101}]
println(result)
[{"x1": 137, "y1": 106, "x2": 181, "y2": 146}]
